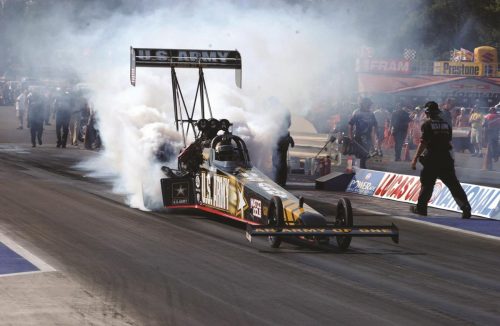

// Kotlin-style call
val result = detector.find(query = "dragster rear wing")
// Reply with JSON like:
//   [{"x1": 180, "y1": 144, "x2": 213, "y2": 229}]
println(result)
[
  {"x1": 246, "y1": 223, "x2": 399, "y2": 244},
  {"x1": 130, "y1": 47, "x2": 242, "y2": 87}
]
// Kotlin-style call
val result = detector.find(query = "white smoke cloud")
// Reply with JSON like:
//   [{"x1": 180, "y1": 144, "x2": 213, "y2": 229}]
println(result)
[{"x1": 51, "y1": 1, "x2": 364, "y2": 209}]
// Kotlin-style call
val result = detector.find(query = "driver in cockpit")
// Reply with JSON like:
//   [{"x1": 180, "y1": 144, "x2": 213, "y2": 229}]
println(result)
[{"x1": 216, "y1": 143, "x2": 239, "y2": 162}]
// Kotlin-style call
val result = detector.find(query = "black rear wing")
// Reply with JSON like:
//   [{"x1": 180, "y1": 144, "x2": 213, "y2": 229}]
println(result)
[
  {"x1": 246, "y1": 223, "x2": 399, "y2": 244},
  {"x1": 130, "y1": 47, "x2": 242, "y2": 87}
]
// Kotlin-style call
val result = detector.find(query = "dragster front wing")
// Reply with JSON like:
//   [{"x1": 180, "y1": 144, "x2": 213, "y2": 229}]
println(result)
[{"x1": 246, "y1": 224, "x2": 399, "y2": 244}]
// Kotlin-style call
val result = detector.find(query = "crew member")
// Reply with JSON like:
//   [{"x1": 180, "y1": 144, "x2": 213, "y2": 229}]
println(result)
[
  {"x1": 27, "y1": 90, "x2": 45, "y2": 147},
  {"x1": 272, "y1": 113, "x2": 294, "y2": 186},
  {"x1": 390, "y1": 106, "x2": 411, "y2": 161},
  {"x1": 53, "y1": 89, "x2": 73, "y2": 148},
  {"x1": 348, "y1": 97, "x2": 378, "y2": 168},
  {"x1": 410, "y1": 101, "x2": 471, "y2": 219}
]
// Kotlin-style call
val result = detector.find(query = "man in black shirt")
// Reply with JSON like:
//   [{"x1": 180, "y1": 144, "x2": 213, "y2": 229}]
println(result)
[
  {"x1": 27, "y1": 90, "x2": 45, "y2": 147},
  {"x1": 410, "y1": 101, "x2": 471, "y2": 219},
  {"x1": 272, "y1": 113, "x2": 295, "y2": 186},
  {"x1": 348, "y1": 97, "x2": 378, "y2": 169},
  {"x1": 390, "y1": 106, "x2": 411, "y2": 161},
  {"x1": 53, "y1": 90, "x2": 74, "y2": 148}
]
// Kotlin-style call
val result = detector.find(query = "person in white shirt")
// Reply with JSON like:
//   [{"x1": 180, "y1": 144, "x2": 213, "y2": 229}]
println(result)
[{"x1": 15, "y1": 89, "x2": 28, "y2": 129}]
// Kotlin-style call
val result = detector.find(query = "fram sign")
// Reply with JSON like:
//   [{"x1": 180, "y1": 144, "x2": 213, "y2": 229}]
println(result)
[{"x1": 356, "y1": 58, "x2": 411, "y2": 74}]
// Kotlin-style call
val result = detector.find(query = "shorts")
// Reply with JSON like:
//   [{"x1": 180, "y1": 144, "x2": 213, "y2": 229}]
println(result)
[{"x1": 470, "y1": 128, "x2": 481, "y2": 144}]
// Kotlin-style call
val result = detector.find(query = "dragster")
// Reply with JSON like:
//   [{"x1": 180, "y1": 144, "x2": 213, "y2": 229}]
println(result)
[{"x1": 130, "y1": 47, "x2": 399, "y2": 250}]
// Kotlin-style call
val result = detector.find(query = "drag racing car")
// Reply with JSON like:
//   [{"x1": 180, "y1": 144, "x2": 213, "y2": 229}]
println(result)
[{"x1": 130, "y1": 47, "x2": 399, "y2": 249}]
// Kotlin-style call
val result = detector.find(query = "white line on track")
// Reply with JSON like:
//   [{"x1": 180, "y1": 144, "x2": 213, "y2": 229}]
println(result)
[
  {"x1": 0, "y1": 230, "x2": 56, "y2": 275},
  {"x1": 357, "y1": 207, "x2": 500, "y2": 242}
]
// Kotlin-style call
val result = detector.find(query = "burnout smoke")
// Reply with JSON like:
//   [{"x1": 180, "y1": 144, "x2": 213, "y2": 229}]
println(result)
[{"x1": 7, "y1": 0, "x2": 403, "y2": 209}]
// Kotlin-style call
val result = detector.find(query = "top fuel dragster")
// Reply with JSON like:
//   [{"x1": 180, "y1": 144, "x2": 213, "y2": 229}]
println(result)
[{"x1": 130, "y1": 47, "x2": 399, "y2": 249}]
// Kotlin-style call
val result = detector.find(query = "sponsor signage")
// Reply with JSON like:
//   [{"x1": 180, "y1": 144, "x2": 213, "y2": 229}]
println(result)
[
  {"x1": 172, "y1": 181, "x2": 190, "y2": 205},
  {"x1": 433, "y1": 61, "x2": 482, "y2": 76},
  {"x1": 201, "y1": 171, "x2": 230, "y2": 211},
  {"x1": 354, "y1": 169, "x2": 500, "y2": 220},
  {"x1": 356, "y1": 58, "x2": 411, "y2": 74},
  {"x1": 346, "y1": 169, "x2": 385, "y2": 196},
  {"x1": 136, "y1": 49, "x2": 232, "y2": 63},
  {"x1": 250, "y1": 198, "x2": 262, "y2": 218},
  {"x1": 430, "y1": 184, "x2": 500, "y2": 219},
  {"x1": 133, "y1": 48, "x2": 241, "y2": 69},
  {"x1": 373, "y1": 172, "x2": 443, "y2": 204}
]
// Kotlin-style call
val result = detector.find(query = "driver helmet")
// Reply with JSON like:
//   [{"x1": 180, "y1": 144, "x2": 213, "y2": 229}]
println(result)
[{"x1": 216, "y1": 144, "x2": 236, "y2": 161}]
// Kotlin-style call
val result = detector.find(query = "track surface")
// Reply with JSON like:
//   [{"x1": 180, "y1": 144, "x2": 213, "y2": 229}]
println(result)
[{"x1": 1, "y1": 106, "x2": 500, "y2": 325}]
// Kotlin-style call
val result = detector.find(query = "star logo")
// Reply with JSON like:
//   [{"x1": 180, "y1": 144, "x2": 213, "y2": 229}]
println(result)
[
  {"x1": 173, "y1": 183, "x2": 187, "y2": 198},
  {"x1": 176, "y1": 185, "x2": 185, "y2": 196}
]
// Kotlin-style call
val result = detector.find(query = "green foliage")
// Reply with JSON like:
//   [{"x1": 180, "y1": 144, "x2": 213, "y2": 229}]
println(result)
[{"x1": 396, "y1": 0, "x2": 500, "y2": 59}]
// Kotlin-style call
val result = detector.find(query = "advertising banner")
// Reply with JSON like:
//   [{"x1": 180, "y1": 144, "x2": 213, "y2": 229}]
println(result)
[
  {"x1": 433, "y1": 61, "x2": 483, "y2": 76},
  {"x1": 372, "y1": 172, "x2": 443, "y2": 204},
  {"x1": 430, "y1": 184, "x2": 500, "y2": 219},
  {"x1": 356, "y1": 58, "x2": 411, "y2": 74},
  {"x1": 373, "y1": 173, "x2": 500, "y2": 220},
  {"x1": 363, "y1": 170, "x2": 500, "y2": 220},
  {"x1": 346, "y1": 169, "x2": 386, "y2": 196}
]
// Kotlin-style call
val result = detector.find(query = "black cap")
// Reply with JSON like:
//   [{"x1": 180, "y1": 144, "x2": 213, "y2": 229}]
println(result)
[{"x1": 424, "y1": 101, "x2": 440, "y2": 114}]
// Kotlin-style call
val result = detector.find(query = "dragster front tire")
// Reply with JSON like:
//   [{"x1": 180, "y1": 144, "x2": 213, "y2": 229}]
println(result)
[
  {"x1": 268, "y1": 196, "x2": 284, "y2": 248},
  {"x1": 335, "y1": 197, "x2": 353, "y2": 251}
]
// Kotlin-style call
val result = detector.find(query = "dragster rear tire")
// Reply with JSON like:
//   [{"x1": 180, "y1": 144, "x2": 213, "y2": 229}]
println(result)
[
  {"x1": 142, "y1": 183, "x2": 154, "y2": 210},
  {"x1": 268, "y1": 196, "x2": 284, "y2": 248},
  {"x1": 335, "y1": 197, "x2": 353, "y2": 251}
]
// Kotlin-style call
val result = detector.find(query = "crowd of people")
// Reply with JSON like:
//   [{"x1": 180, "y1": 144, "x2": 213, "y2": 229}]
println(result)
[
  {"x1": 9, "y1": 82, "x2": 101, "y2": 150},
  {"x1": 344, "y1": 98, "x2": 499, "y2": 171}
]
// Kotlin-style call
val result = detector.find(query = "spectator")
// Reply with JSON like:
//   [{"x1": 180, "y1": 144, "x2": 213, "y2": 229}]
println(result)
[
  {"x1": 456, "y1": 107, "x2": 470, "y2": 127},
  {"x1": 409, "y1": 107, "x2": 424, "y2": 149},
  {"x1": 26, "y1": 90, "x2": 45, "y2": 147},
  {"x1": 373, "y1": 106, "x2": 390, "y2": 154},
  {"x1": 451, "y1": 107, "x2": 461, "y2": 127},
  {"x1": 390, "y1": 105, "x2": 411, "y2": 161},
  {"x1": 71, "y1": 99, "x2": 91, "y2": 146},
  {"x1": 483, "y1": 106, "x2": 500, "y2": 170},
  {"x1": 84, "y1": 108, "x2": 101, "y2": 150},
  {"x1": 440, "y1": 99, "x2": 453, "y2": 127},
  {"x1": 469, "y1": 106, "x2": 484, "y2": 157},
  {"x1": 455, "y1": 107, "x2": 473, "y2": 153},
  {"x1": 15, "y1": 89, "x2": 28, "y2": 129},
  {"x1": 53, "y1": 90, "x2": 73, "y2": 148},
  {"x1": 43, "y1": 88, "x2": 53, "y2": 126},
  {"x1": 348, "y1": 97, "x2": 378, "y2": 169}
]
